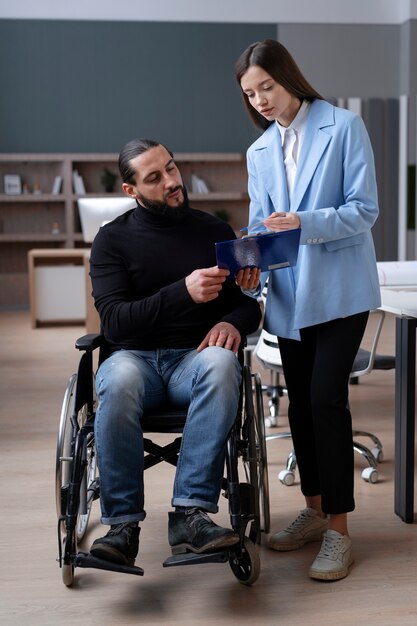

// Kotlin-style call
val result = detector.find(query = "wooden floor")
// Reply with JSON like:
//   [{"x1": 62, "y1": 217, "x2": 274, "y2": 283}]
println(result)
[{"x1": 1, "y1": 311, "x2": 417, "y2": 626}]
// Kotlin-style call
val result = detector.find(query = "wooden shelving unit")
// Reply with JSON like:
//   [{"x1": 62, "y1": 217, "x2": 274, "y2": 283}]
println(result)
[{"x1": 0, "y1": 152, "x2": 249, "y2": 308}]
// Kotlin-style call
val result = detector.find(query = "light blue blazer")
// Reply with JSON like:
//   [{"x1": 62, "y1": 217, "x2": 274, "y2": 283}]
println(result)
[{"x1": 246, "y1": 99, "x2": 381, "y2": 340}]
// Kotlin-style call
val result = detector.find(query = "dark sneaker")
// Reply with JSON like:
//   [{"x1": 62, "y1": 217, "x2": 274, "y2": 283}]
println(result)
[
  {"x1": 90, "y1": 522, "x2": 140, "y2": 565},
  {"x1": 168, "y1": 508, "x2": 239, "y2": 555}
]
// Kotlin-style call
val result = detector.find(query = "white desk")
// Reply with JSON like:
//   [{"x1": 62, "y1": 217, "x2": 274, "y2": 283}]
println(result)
[{"x1": 380, "y1": 285, "x2": 417, "y2": 523}]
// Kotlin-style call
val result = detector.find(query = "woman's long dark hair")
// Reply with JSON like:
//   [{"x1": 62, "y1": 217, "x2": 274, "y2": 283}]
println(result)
[{"x1": 235, "y1": 39, "x2": 324, "y2": 130}]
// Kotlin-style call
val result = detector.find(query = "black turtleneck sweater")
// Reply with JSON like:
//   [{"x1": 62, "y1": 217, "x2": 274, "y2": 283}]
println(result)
[{"x1": 90, "y1": 205, "x2": 261, "y2": 350}]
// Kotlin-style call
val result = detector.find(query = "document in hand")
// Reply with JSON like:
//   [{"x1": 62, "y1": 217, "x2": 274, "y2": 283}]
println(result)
[{"x1": 215, "y1": 228, "x2": 301, "y2": 276}]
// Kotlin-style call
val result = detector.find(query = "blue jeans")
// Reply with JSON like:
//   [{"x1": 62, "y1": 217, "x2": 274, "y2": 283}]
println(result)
[{"x1": 94, "y1": 346, "x2": 241, "y2": 525}]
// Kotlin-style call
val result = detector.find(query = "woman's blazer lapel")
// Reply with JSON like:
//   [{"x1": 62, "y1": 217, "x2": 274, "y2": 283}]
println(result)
[
  {"x1": 251, "y1": 100, "x2": 337, "y2": 215},
  {"x1": 291, "y1": 100, "x2": 335, "y2": 212},
  {"x1": 253, "y1": 123, "x2": 290, "y2": 212}
]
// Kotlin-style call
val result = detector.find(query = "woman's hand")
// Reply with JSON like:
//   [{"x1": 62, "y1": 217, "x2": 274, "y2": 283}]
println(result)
[
  {"x1": 264, "y1": 212, "x2": 300, "y2": 231},
  {"x1": 235, "y1": 266, "x2": 261, "y2": 290}
]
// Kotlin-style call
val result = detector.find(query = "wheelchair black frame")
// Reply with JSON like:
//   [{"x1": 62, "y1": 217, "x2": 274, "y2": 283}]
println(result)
[{"x1": 56, "y1": 333, "x2": 268, "y2": 586}]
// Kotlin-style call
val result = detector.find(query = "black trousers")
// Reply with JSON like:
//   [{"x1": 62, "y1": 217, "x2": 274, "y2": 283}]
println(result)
[{"x1": 278, "y1": 311, "x2": 369, "y2": 514}]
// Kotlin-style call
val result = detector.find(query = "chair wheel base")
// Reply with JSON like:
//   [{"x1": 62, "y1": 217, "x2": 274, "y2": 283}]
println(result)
[
  {"x1": 278, "y1": 469, "x2": 295, "y2": 486},
  {"x1": 361, "y1": 467, "x2": 379, "y2": 483},
  {"x1": 371, "y1": 446, "x2": 384, "y2": 463},
  {"x1": 265, "y1": 416, "x2": 277, "y2": 428}
]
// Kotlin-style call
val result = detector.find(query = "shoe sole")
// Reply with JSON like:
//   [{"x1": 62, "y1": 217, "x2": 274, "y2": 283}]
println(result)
[
  {"x1": 268, "y1": 531, "x2": 326, "y2": 552},
  {"x1": 90, "y1": 544, "x2": 136, "y2": 566},
  {"x1": 171, "y1": 534, "x2": 239, "y2": 555},
  {"x1": 309, "y1": 557, "x2": 354, "y2": 581}
]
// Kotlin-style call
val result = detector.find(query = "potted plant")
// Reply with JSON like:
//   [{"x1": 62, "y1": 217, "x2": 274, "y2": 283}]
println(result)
[{"x1": 100, "y1": 168, "x2": 118, "y2": 193}]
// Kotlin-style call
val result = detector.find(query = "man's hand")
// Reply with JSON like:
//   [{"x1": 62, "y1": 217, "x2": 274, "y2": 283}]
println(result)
[
  {"x1": 197, "y1": 322, "x2": 241, "y2": 353},
  {"x1": 186, "y1": 266, "x2": 230, "y2": 303}
]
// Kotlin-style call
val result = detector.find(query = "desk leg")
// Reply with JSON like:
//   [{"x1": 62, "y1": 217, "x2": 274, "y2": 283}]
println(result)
[{"x1": 394, "y1": 316, "x2": 417, "y2": 523}]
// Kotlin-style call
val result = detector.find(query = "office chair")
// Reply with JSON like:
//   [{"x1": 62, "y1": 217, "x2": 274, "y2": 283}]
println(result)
[
  {"x1": 244, "y1": 284, "x2": 287, "y2": 428},
  {"x1": 77, "y1": 197, "x2": 135, "y2": 243},
  {"x1": 253, "y1": 328, "x2": 294, "y2": 483},
  {"x1": 253, "y1": 309, "x2": 395, "y2": 485},
  {"x1": 348, "y1": 309, "x2": 395, "y2": 481},
  {"x1": 244, "y1": 329, "x2": 287, "y2": 429}
]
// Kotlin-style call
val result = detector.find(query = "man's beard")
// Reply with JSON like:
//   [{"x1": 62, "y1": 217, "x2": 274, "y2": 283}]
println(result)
[{"x1": 137, "y1": 185, "x2": 190, "y2": 219}]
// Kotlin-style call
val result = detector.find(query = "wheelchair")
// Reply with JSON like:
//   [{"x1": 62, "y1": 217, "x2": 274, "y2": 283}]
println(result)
[{"x1": 56, "y1": 333, "x2": 269, "y2": 587}]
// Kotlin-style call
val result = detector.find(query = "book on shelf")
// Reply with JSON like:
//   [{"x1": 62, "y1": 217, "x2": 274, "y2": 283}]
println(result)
[
  {"x1": 191, "y1": 173, "x2": 209, "y2": 194},
  {"x1": 72, "y1": 170, "x2": 86, "y2": 194},
  {"x1": 51, "y1": 176, "x2": 63, "y2": 195}
]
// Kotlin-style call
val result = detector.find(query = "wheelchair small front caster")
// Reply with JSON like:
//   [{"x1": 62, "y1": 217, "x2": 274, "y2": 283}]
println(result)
[
  {"x1": 229, "y1": 538, "x2": 260, "y2": 586},
  {"x1": 278, "y1": 469, "x2": 295, "y2": 486},
  {"x1": 61, "y1": 536, "x2": 76, "y2": 587},
  {"x1": 371, "y1": 446, "x2": 384, "y2": 463},
  {"x1": 62, "y1": 561, "x2": 75, "y2": 587},
  {"x1": 361, "y1": 467, "x2": 378, "y2": 483}
]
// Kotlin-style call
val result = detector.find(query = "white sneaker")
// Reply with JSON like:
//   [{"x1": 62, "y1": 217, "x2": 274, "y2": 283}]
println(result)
[
  {"x1": 268, "y1": 508, "x2": 328, "y2": 552},
  {"x1": 309, "y1": 529, "x2": 354, "y2": 581}
]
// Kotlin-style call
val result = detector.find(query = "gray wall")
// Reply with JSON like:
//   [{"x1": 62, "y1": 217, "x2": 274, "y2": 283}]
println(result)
[
  {"x1": 1, "y1": 18, "x2": 414, "y2": 259},
  {"x1": 1, "y1": 19, "x2": 415, "y2": 153},
  {"x1": 276, "y1": 22, "x2": 416, "y2": 262},
  {"x1": 400, "y1": 19, "x2": 417, "y2": 96},
  {"x1": 362, "y1": 98, "x2": 400, "y2": 261},
  {"x1": 277, "y1": 23, "x2": 401, "y2": 98},
  {"x1": 0, "y1": 20, "x2": 275, "y2": 153},
  {"x1": 2, "y1": 19, "x2": 415, "y2": 154}
]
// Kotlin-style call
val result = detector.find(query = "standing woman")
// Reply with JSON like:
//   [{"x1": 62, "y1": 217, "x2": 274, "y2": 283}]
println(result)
[{"x1": 235, "y1": 40, "x2": 381, "y2": 581}]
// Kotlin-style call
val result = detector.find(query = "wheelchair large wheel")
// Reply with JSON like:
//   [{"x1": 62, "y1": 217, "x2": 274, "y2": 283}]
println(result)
[
  {"x1": 253, "y1": 372, "x2": 270, "y2": 534},
  {"x1": 76, "y1": 429, "x2": 98, "y2": 542},
  {"x1": 56, "y1": 373, "x2": 97, "y2": 544},
  {"x1": 242, "y1": 367, "x2": 270, "y2": 537},
  {"x1": 56, "y1": 374, "x2": 77, "y2": 523},
  {"x1": 229, "y1": 537, "x2": 260, "y2": 586}
]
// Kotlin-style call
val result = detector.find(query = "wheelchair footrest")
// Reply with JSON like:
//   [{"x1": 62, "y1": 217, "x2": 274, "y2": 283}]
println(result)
[
  {"x1": 163, "y1": 550, "x2": 229, "y2": 568},
  {"x1": 74, "y1": 552, "x2": 144, "y2": 576}
]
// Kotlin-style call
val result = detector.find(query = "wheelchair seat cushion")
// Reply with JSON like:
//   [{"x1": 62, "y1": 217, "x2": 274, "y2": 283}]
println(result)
[{"x1": 141, "y1": 409, "x2": 188, "y2": 433}]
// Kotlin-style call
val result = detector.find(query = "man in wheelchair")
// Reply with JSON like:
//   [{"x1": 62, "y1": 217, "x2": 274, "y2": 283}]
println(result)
[{"x1": 88, "y1": 138, "x2": 261, "y2": 568}]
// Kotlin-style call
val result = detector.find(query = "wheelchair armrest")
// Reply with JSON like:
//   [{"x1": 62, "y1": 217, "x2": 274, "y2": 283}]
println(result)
[
  {"x1": 73, "y1": 335, "x2": 248, "y2": 355},
  {"x1": 75, "y1": 333, "x2": 105, "y2": 352}
]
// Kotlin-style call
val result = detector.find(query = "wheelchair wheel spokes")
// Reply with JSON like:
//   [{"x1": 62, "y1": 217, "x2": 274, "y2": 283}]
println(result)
[
  {"x1": 76, "y1": 433, "x2": 98, "y2": 542},
  {"x1": 56, "y1": 371, "x2": 98, "y2": 585},
  {"x1": 56, "y1": 374, "x2": 77, "y2": 522},
  {"x1": 56, "y1": 373, "x2": 97, "y2": 522},
  {"x1": 253, "y1": 372, "x2": 270, "y2": 534},
  {"x1": 241, "y1": 366, "x2": 270, "y2": 539},
  {"x1": 241, "y1": 366, "x2": 260, "y2": 543}
]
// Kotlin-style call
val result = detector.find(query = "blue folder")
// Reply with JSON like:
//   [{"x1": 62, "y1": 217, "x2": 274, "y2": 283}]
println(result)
[{"x1": 215, "y1": 228, "x2": 301, "y2": 276}]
